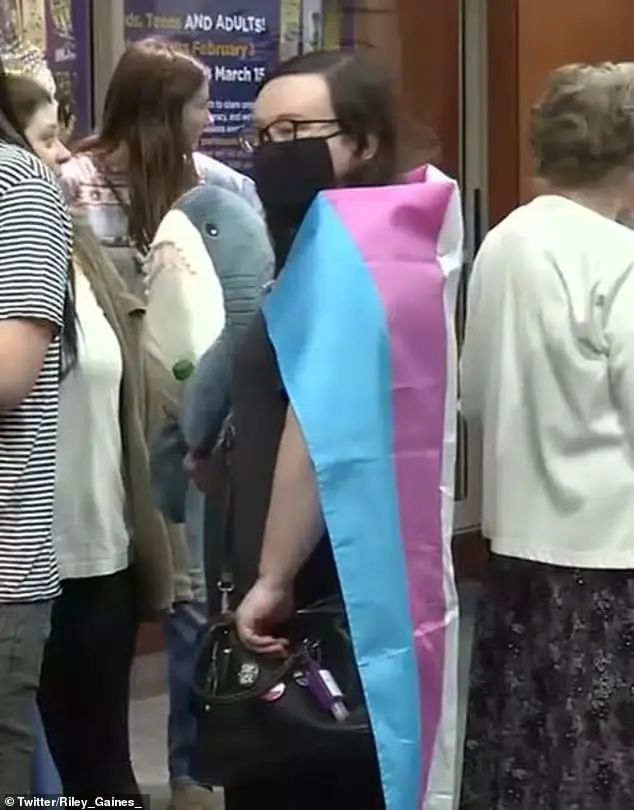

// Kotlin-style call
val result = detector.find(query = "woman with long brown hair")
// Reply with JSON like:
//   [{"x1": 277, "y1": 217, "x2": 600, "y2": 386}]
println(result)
[
  {"x1": 64, "y1": 37, "x2": 259, "y2": 292},
  {"x1": 63, "y1": 37, "x2": 261, "y2": 809}
]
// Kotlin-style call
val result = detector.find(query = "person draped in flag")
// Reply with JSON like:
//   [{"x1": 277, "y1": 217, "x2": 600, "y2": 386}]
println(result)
[{"x1": 184, "y1": 50, "x2": 463, "y2": 810}]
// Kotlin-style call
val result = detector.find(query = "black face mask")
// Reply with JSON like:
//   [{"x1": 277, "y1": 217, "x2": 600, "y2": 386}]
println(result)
[{"x1": 252, "y1": 138, "x2": 336, "y2": 270}]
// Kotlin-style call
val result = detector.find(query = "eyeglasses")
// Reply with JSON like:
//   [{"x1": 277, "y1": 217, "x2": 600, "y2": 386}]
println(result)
[{"x1": 239, "y1": 118, "x2": 340, "y2": 153}]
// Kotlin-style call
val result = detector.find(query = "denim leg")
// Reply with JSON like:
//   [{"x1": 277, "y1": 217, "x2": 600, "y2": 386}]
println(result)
[
  {"x1": 164, "y1": 602, "x2": 207, "y2": 786},
  {"x1": 32, "y1": 705, "x2": 62, "y2": 795},
  {"x1": 165, "y1": 485, "x2": 208, "y2": 786},
  {"x1": 185, "y1": 486, "x2": 207, "y2": 604},
  {"x1": 0, "y1": 601, "x2": 51, "y2": 798}
]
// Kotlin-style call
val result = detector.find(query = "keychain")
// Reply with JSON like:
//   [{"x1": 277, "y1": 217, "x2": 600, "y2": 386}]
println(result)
[{"x1": 303, "y1": 655, "x2": 349, "y2": 722}]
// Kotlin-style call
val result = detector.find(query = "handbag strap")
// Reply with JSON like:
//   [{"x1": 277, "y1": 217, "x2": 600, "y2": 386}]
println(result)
[{"x1": 217, "y1": 421, "x2": 235, "y2": 614}]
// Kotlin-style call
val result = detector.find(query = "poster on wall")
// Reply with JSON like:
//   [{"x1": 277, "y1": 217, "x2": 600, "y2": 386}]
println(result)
[
  {"x1": 124, "y1": 2, "x2": 281, "y2": 173},
  {"x1": 0, "y1": 0, "x2": 23, "y2": 42},
  {"x1": 0, "y1": 0, "x2": 44, "y2": 46},
  {"x1": 123, "y1": 1, "x2": 354, "y2": 172},
  {"x1": 302, "y1": 0, "x2": 323, "y2": 52},
  {"x1": 45, "y1": 0, "x2": 92, "y2": 137},
  {"x1": 0, "y1": 0, "x2": 92, "y2": 138}
]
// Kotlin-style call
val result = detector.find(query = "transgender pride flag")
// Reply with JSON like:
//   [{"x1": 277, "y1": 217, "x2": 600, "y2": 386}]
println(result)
[{"x1": 263, "y1": 165, "x2": 463, "y2": 810}]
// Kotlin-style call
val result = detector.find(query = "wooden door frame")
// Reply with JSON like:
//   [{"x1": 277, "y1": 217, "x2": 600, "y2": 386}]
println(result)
[
  {"x1": 486, "y1": 0, "x2": 520, "y2": 226},
  {"x1": 449, "y1": 0, "x2": 521, "y2": 580}
]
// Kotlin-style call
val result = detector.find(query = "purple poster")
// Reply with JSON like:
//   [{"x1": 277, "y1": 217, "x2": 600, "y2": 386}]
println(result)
[
  {"x1": 45, "y1": 0, "x2": 92, "y2": 137},
  {"x1": 123, "y1": 2, "x2": 282, "y2": 173},
  {"x1": 0, "y1": 0, "x2": 20, "y2": 42}
]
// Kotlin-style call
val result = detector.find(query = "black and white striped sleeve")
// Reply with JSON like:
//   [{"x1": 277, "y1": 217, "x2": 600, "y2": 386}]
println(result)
[{"x1": 0, "y1": 177, "x2": 71, "y2": 328}]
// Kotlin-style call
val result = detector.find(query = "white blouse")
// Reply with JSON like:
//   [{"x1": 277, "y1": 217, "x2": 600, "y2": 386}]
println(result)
[{"x1": 461, "y1": 195, "x2": 634, "y2": 569}]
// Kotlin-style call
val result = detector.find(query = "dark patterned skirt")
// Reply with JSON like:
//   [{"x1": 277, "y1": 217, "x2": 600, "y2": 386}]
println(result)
[{"x1": 460, "y1": 554, "x2": 634, "y2": 810}]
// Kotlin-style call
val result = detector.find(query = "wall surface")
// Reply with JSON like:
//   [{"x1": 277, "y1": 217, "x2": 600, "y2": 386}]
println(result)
[
  {"x1": 517, "y1": 0, "x2": 634, "y2": 201},
  {"x1": 354, "y1": 0, "x2": 460, "y2": 177},
  {"x1": 488, "y1": 0, "x2": 634, "y2": 220},
  {"x1": 397, "y1": 0, "x2": 461, "y2": 177}
]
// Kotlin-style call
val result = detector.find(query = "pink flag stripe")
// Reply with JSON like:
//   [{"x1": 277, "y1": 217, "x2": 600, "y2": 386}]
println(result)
[{"x1": 327, "y1": 178, "x2": 454, "y2": 799}]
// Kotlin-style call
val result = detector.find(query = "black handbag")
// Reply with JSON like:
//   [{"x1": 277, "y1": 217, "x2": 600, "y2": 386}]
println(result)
[{"x1": 191, "y1": 425, "x2": 374, "y2": 785}]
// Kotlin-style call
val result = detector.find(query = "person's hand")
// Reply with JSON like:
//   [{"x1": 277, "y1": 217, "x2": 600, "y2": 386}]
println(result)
[
  {"x1": 235, "y1": 578, "x2": 293, "y2": 655},
  {"x1": 183, "y1": 451, "x2": 216, "y2": 493}
]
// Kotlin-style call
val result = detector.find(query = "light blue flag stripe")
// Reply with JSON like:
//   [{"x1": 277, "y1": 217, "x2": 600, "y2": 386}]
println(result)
[{"x1": 263, "y1": 196, "x2": 421, "y2": 810}]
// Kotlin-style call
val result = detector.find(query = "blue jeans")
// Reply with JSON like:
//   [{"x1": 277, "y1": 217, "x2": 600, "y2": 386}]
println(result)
[
  {"x1": 32, "y1": 706, "x2": 62, "y2": 794},
  {"x1": 164, "y1": 486, "x2": 207, "y2": 786},
  {"x1": 164, "y1": 601, "x2": 207, "y2": 786}
]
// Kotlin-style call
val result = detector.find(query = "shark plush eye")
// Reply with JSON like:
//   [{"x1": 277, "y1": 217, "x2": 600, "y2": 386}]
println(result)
[{"x1": 205, "y1": 223, "x2": 219, "y2": 238}]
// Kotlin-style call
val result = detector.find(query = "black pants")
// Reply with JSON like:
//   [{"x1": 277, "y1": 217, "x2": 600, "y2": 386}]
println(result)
[
  {"x1": 224, "y1": 757, "x2": 385, "y2": 810},
  {"x1": 38, "y1": 567, "x2": 141, "y2": 800}
]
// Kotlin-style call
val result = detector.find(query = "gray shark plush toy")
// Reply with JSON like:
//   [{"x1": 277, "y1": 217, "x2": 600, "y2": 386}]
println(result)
[{"x1": 150, "y1": 183, "x2": 273, "y2": 522}]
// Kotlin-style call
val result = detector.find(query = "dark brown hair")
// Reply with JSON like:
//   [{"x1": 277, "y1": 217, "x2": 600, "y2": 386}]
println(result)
[
  {"x1": 3, "y1": 74, "x2": 52, "y2": 131},
  {"x1": 0, "y1": 70, "x2": 30, "y2": 147},
  {"x1": 258, "y1": 50, "x2": 437, "y2": 185},
  {"x1": 56, "y1": 88, "x2": 76, "y2": 143},
  {"x1": 531, "y1": 62, "x2": 634, "y2": 188},
  {"x1": 0, "y1": 66, "x2": 78, "y2": 375},
  {"x1": 77, "y1": 38, "x2": 207, "y2": 249}
]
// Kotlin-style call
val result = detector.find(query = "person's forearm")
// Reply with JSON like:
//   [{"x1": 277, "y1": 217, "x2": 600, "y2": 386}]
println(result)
[{"x1": 259, "y1": 407, "x2": 324, "y2": 587}]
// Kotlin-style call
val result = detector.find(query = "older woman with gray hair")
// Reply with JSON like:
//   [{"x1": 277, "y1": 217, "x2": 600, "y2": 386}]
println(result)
[{"x1": 460, "y1": 62, "x2": 634, "y2": 808}]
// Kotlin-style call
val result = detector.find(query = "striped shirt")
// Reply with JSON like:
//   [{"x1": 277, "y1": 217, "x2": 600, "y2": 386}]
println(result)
[{"x1": 0, "y1": 144, "x2": 72, "y2": 602}]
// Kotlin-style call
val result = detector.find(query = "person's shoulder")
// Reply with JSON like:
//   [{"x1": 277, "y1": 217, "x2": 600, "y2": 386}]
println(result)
[
  {"x1": 477, "y1": 198, "x2": 560, "y2": 262},
  {"x1": 60, "y1": 152, "x2": 107, "y2": 212},
  {"x1": 0, "y1": 142, "x2": 59, "y2": 193},
  {"x1": 474, "y1": 207, "x2": 526, "y2": 263},
  {"x1": 193, "y1": 151, "x2": 246, "y2": 183},
  {"x1": 193, "y1": 152, "x2": 260, "y2": 206},
  {"x1": 598, "y1": 220, "x2": 634, "y2": 292},
  {"x1": 61, "y1": 151, "x2": 99, "y2": 184},
  {"x1": 528, "y1": 196, "x2": 634, "y2": 269}
]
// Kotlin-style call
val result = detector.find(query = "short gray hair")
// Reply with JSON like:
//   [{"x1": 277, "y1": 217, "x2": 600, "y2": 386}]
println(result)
[{"x1": 531, "y1": 62, "x2": 634, "y2": 187}]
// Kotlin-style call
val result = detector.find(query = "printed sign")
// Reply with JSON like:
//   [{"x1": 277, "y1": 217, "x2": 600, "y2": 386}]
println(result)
[
  {"x1": 123, "y1": 1, "x2": 353, "y2": 172},
  {"x1": 0, "y1": 0, "x2": 92, "y2": 137},
  {"x1": 124, "y1": 2, "x2": 281, "y2": 173}
]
